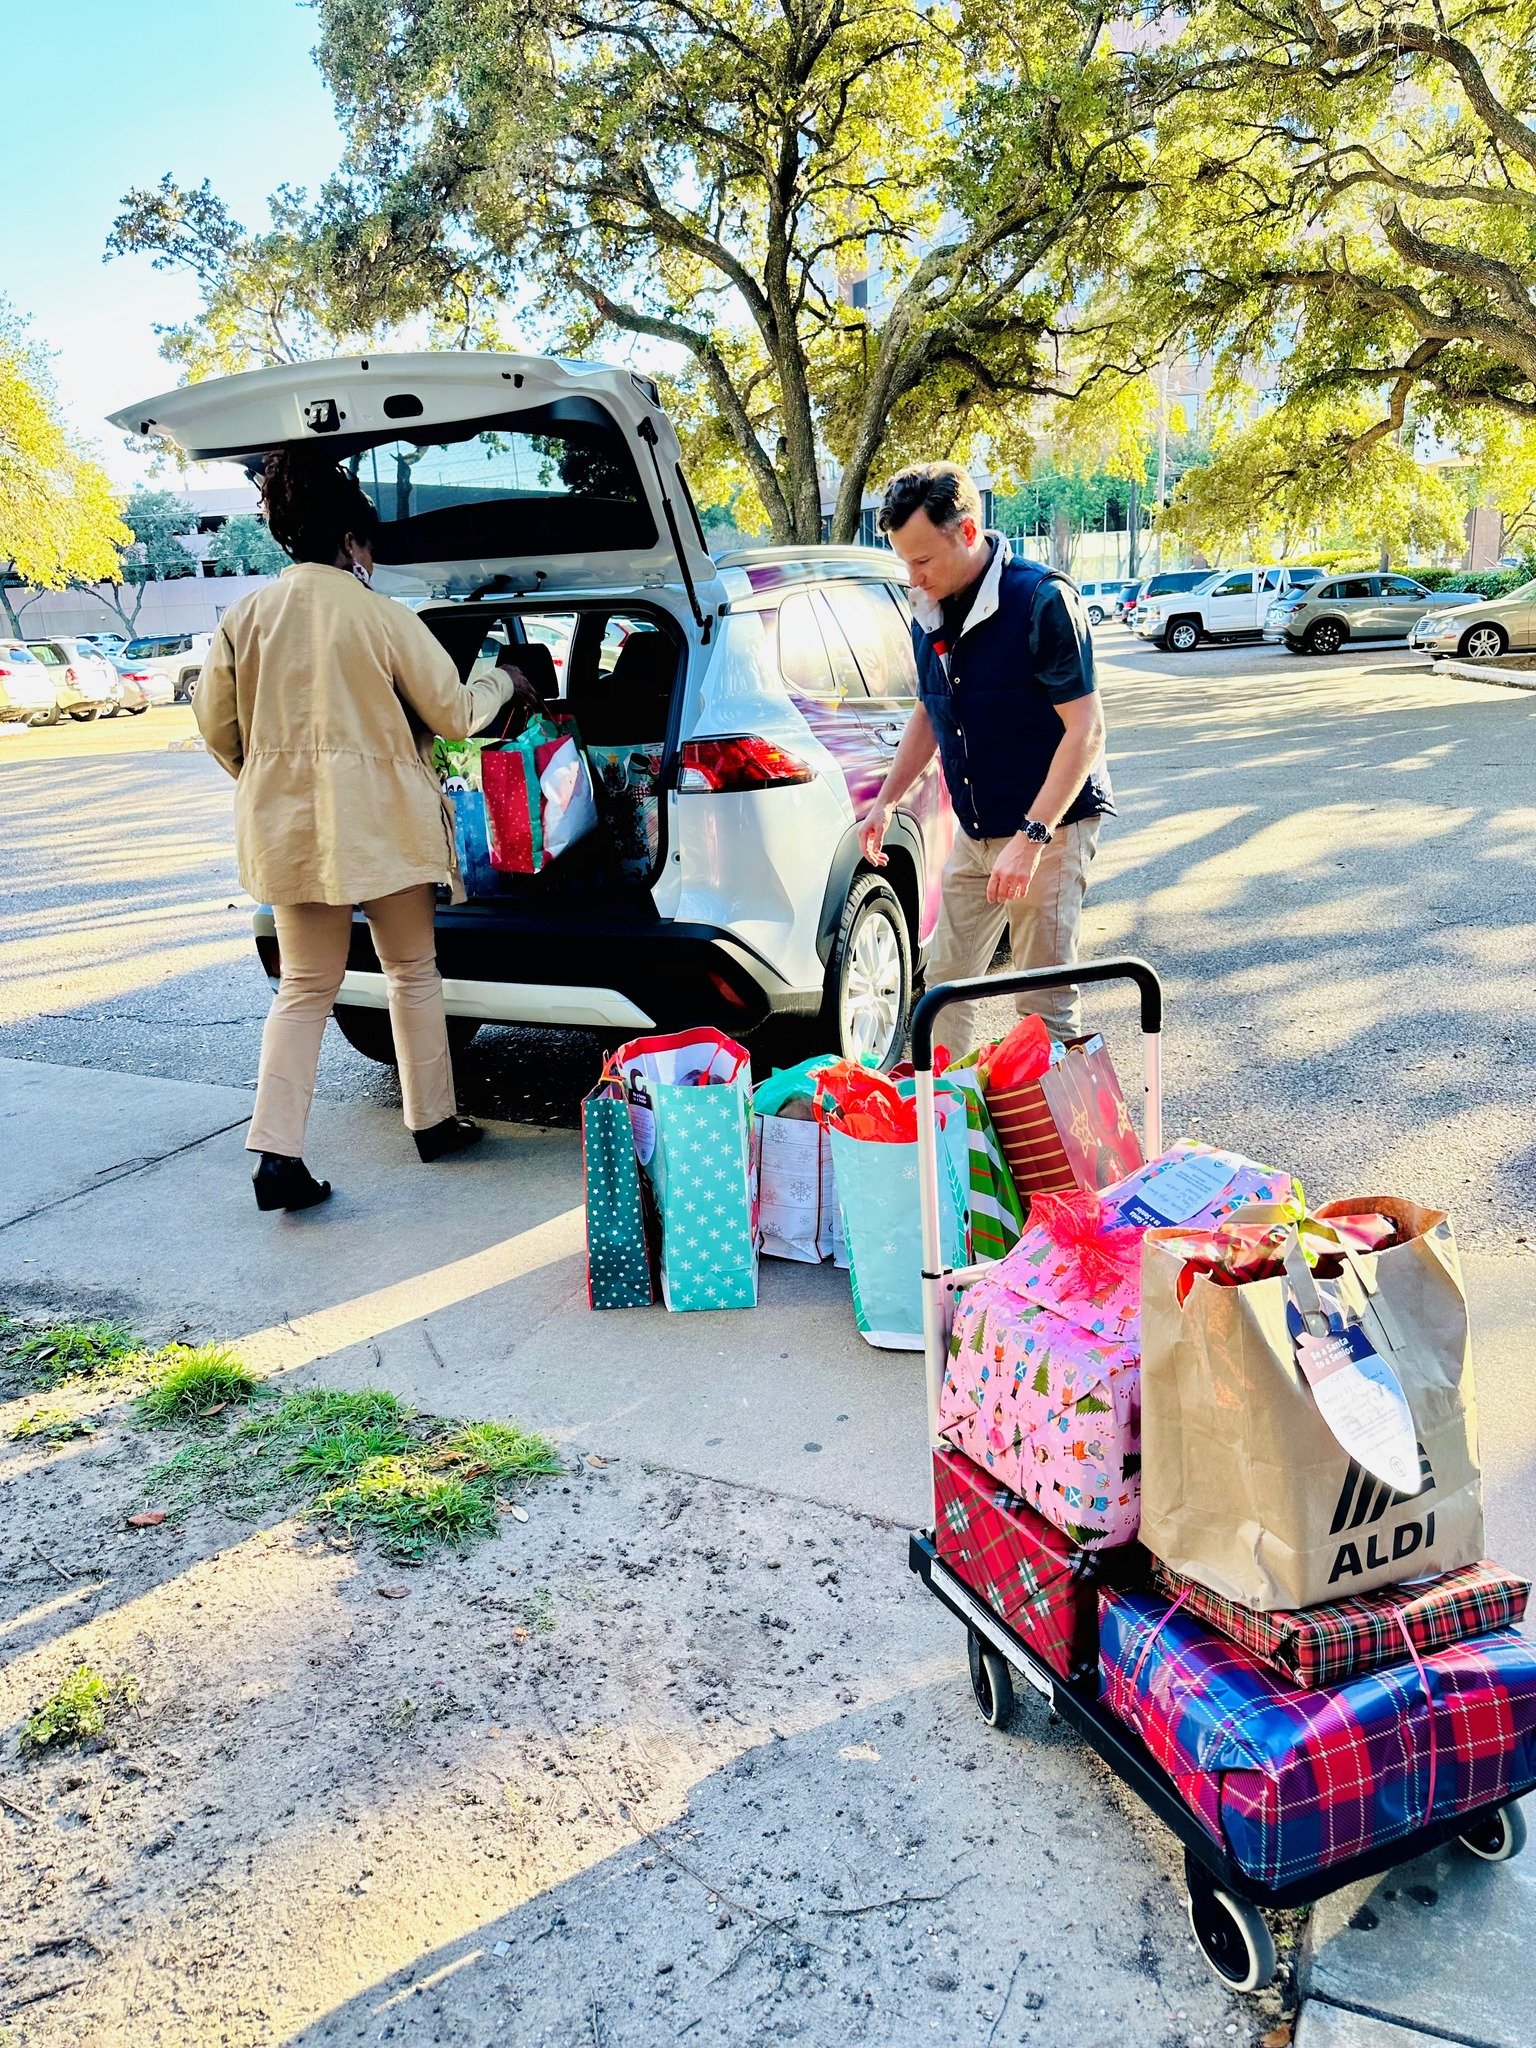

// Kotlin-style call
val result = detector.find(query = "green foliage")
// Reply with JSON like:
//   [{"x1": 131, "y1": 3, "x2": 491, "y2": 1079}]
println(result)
[
  {"x1": 136, "y1": 1345, "x2": 260, "y2": 1425},
  {"x1": 207, "y1": 513, "x2": 289, "y2": 577},
  {"x1": 0, "y1": 300, "x2": 127, "y2": 634},
  {"x1": 10, "y1": 1406, "x2": 99, "y2": 1444},
  {"x1": 1416, "y1": 568, "x2": 1527, "y2": 599},
  {"x1": 20, "y1": 1664, "x2": 140, "y2": 1755},
  {"x1": 121, "y1": 489, "x2": 199, "y2": 584},
  {"x1": 314, "y1": 1457, "x2": 499, "y2": 1560},
  {"x1": 12, "y1": 1320, "x2": 140, "y2": 1387},
  {"x1": 436, "y1": 1420, "x2": 563, "y2": 1482}
]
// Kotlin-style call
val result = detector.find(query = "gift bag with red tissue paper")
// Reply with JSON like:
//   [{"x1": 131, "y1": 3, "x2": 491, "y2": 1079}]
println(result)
[
  {"x1": 813, "y1": 1063, "x2": 967, "y2": 1349},
  {"x1": 980, "y1": 1016, "x2": 1142, "y2": 1201}
]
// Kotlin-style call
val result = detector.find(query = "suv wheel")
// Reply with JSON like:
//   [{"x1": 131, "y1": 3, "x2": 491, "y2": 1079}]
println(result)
[
  {"x1": 1165, "y1": 617, "x2": 1201, "y2": 654},
  {"x1": 1086, "y1": 603, "x2": 1105, "y2": 626},
  {"x1": 332, "y1": 1004, "x2": 482, "y2": 1066},
  {"x1": 824, "y1": 874, "x2": 911, "y2": 1070},
  {"x1": 176, "y1": 670, "x2": 200, "y2": 702},
  {"x1": 1304, "y1": 618, "x2": 1345, "y2": 655}
]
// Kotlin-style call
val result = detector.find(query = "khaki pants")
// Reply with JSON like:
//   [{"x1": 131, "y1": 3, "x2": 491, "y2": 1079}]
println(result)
[
  {"x1": 925, "y1": 818, "x2": 1100, "y2": 1052},
  {"x1": 247, "y1": 884, "x2": 457, "y2": 1157}
]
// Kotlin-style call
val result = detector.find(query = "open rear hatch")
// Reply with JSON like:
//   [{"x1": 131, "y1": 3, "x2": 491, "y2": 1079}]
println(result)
[{"x1": 108, "y1": 351, "x2": 720, "y2": 616}]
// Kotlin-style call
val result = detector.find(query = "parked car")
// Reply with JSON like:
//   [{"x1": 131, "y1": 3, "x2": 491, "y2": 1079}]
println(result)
[
  {"x1": 1123, "y1": 569, "x2": 1214, "y2": 632},
  {"x1": 119, "y1": 631, "x2": 213, "y2": 703},
  {"x1": 103, "y1": 668, "x2": 150, "y2": 716},
  {"x1": 1265, "y1": 574, "x2": 1483, "y2": 655},
  {"x1": 1408, "y1": 581, "x2": 1536, "y2": 661},
  {"x1": 0, "y1": 641, "x2": 60, "y2": 725},
  {"x1": 1134, "y1": 564, "x2": 1324, "y2": 651},
  {"x1": 76, "y1": 632, "x2": 128, "y2": 659},
  {"x1": 41, "y1": 636, "x2": 122, "y2": 708},
  {"x1": 110, "y1": 352, "x2": 957, "y2": 1068},
  {"x1": 25, "y1": 639, "x2": 111, "y2": 719},
  {"x1": 1113, "y1": 580, "x2": 1144, "y2": 624},
  {"x1": 1078, "y1": 578, "x2": 1134, "y2": 626}
]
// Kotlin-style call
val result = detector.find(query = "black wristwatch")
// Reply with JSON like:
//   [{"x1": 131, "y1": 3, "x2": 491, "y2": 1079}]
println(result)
[{"x1": 1020, "y1": 817, "x2": 1054, "y2": 845}]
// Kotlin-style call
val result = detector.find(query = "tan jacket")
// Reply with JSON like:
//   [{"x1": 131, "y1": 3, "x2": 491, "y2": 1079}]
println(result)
[{"x1": 195, "y1": 562, "x2": 511, "y2": 906}]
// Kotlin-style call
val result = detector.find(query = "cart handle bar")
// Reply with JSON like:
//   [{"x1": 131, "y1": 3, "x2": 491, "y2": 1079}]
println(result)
[{"x1": 910, "y1": 956, "x2": 1164, "y2": 1071}]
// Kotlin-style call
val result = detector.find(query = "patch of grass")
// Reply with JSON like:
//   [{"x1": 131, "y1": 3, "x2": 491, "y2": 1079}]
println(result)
[
  {"x1": 13, "y1": 1321, "x2": 140, "y2": 1387},
  {"x1": 20, "y1": 1663, "x2": 140, "y2": 1755},
  {"x1": 314, "y1": 1456, "x2": 499, "y2": 1560},
  {"x1": 10, "y1": 1406, "x2": 99, "y2": 1445},
  {"x1": 435, "y1": 1420, "x2": 562, "y2": 1483},
  {"x1": 136, "y1": 1344, "x2": 261, "y2": 1425}
]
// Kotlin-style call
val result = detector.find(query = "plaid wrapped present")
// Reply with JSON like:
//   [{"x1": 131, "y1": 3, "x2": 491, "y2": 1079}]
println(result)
[
  {"x1": 1099, "y1": 1589, "x2": 1536, "y2": 1887},
  {"x1": 1150, "y1": 1559, "x2": 1531, "y2": 1689},
  {"x1": 933, "y1": 1446, "x2": 1100, "y2": 1681}
]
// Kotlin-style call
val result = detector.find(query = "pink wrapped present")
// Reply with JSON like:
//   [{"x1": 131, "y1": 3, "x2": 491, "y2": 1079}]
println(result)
[{"x1": 938, "y1": 1272, "x2": 1141, "y2": 1549}]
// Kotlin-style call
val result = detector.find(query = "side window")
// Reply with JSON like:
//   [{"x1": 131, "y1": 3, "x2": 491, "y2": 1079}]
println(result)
[
  {"x1": 776, "y1": 591, "x2": 838, "y2": 698},
  {"x1": 809, "y1": 591, "x2": 867, "y2": 697},
  {"x1": 1385, "y1": 576, "x2": 1426, "y2": 598},
  {"x1": 1336, "y1": 578, "x2": 1373, "y2": 600},
  {"x1": 819, "y1": 583, "x2": 914, "y2": 696},
  {"x1": 1210, "y1": 572, "x2": 1254, "y2": 597},
  {"x1": 1259, "y1": 568, "x2": 1283, "y2": 591}
]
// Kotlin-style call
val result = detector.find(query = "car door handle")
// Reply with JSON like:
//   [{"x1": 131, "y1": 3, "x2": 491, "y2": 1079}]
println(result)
[{"x1": 874, "y1": 720, "x2": 907, "y2": 747}]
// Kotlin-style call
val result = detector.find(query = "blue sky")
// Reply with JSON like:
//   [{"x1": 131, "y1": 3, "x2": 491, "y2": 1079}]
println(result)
[{"x1": 3, "y1": 0, "x2": 344, "y2": 482}]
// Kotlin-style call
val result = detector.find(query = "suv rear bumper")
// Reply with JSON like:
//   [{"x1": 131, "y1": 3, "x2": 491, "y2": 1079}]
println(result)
[{"x1": 252, "y1": 906, "x2": 821, "y2": 1037}]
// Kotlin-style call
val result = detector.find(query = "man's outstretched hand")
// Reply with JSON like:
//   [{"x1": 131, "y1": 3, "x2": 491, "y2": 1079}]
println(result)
[{"x1": 858, "y1": 802, "x2": 891, "y2": 867}]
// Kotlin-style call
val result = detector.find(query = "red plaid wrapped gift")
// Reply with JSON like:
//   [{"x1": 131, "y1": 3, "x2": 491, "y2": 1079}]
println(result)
[
  {"x1": 1150, "y1": 1559, "x2": 1531, "y2": 1689},
  {"x1": 933, "y1": 1446, "x2": 1100, "y2": 1682},
  {"x1": 1100, "y1": 1589, "x2": 1536, "y2": 1887}
]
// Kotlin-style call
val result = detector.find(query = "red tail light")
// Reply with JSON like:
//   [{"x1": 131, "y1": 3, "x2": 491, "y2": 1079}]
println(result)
[
  {"x1": 65, "y1": 666, "x2": 79, "y2": 682},
  {"x1": 678, "y1": 736, "x2": 815, "y2": 792}
]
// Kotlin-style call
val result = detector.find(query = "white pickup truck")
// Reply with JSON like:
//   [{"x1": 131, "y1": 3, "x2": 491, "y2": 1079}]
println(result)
[{"x1": 1134, "y1": 565, "x2": 1325, "y2": 652}]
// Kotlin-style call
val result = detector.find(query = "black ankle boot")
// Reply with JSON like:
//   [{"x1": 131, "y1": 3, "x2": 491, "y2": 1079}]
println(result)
[
  {"x1": 252, "y1": 1153, "x2": 332, "y2": 1212},
  {"x1": 413, "y1": 1117, "x2": 486, "y2": 1163}
]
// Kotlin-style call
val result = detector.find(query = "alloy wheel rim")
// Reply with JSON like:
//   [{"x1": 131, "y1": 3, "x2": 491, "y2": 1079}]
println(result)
[
  {"x1": 1468, "y1": 628, "x2": 1503, "y2": 659},
  {"x1": 843, "y1": 912, "x2": 902, "y2": 1063}
]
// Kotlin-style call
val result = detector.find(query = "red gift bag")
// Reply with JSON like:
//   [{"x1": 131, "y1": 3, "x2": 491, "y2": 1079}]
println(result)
[{"x1": 984, "y1": 1033, "x2": 1142, "y2": 1199}]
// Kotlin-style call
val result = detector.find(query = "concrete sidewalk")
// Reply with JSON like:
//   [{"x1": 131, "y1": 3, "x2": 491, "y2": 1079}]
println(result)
[{"x1": 4, "y1": 1052, "x2": 1536, "y2": 2045}]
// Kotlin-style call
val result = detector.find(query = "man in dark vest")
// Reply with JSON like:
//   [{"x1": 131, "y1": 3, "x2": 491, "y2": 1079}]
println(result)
[{"x1": 858, "y1": 461, "x2": 1114, "y2": 1049}]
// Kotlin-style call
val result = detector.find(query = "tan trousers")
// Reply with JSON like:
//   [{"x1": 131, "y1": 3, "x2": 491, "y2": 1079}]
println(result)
[
  {"x1": 925, "y1": 818, "x2": 1101, "y2": 1052},
  {"x1": 247, "y1": 884, "x2": 457, "y2": 1157}
]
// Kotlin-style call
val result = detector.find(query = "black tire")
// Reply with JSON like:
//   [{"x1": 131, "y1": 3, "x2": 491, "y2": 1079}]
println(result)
[
  {"x1": 69, "y1": 707, "x2": 98, "y2": 722},
  {"x1": 1185, "y1": 1857, "x2": 1276, "y2": 1992},
  {"x1": 820, "y1": 873, "x2": 911, "y2": 1071},
  {"x1": 128, "y1": 704, "x2": 148, "y2": 715},
  {"x1": 1305, "y1": 618, "x2": 1346, "y2": 655},
  {"x1": 1460, "y1": 1802, "x2": 1527, "y2": 1863},
  {"x1": 176, "y1": 669, "x2": 201, "y2": 702},
  {"x1": 332, "y1": 1004, "x2": 482, "y2": 1066},
  {"x1": 1165, "y1": 617, "x2": 1201, "y2": 653},
  {"x1": 1459, "y1": 622, "x2": 1509, "y2": 661},
  {"x1": 967, "y1": 1630, "x2": 1015, "y2": 1730},
  {"x1": 1086, "y1": 604, "x2": 1105, "y2": 626}
]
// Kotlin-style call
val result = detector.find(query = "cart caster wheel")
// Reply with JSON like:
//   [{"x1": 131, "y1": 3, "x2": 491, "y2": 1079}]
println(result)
[
  {"x1": 967, "y1": 1630, "x2": 1015, "y2": 1730},
  {"x1": 1185, "y1": 1858, "x2": 1275, "y2": 1992},
  {"x1": 1460, "y1": 1802, "x2": 1527, "y2": 1862}
]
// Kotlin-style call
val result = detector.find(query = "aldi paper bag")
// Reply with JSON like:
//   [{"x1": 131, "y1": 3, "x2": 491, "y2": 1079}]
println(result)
[{"x1": 1139, "y1": 1197, "x2": 1483, "y2": 1610}]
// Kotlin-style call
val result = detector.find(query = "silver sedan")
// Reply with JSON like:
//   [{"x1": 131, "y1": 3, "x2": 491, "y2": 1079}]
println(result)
[{"x1": 1409, "y1": 581, "x2": 1536, "y2": 660}]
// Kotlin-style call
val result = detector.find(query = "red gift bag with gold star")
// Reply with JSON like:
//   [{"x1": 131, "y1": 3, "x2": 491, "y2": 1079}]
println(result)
[{"x1": 985, "y1": 1032, "x2": 1143, "y2": 1200}]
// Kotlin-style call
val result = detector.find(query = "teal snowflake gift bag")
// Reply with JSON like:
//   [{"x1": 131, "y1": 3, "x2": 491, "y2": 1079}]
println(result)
[
  {"x1": 581, "y1": 1075, "x2": 658, "y2": 1310},
  {"x1": 610, "y1": 1030, "x2": 759, "y2": 1312}
]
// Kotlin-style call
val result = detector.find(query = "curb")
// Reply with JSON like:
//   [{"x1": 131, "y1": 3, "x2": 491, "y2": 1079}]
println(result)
[{"x1": 1433, "y1": 658, "x2": 1536, "y2": 692}]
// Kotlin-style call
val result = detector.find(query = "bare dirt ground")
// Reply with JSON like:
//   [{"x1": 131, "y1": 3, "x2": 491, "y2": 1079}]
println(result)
[{"x1": 0, "y1": 1320, "x2": 1277, "y2": 2048}]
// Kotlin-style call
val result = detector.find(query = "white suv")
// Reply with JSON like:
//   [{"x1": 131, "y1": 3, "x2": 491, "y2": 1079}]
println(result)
[
  {"x1": 110, "y1": 352, "x2": 956, "y2": 1069},
  {"x1": 1135, "y1": 564, "x2": 1324, "y2": 651},
  {"x1": 118, "y1": 630, "x2": 214, "y2": 704}
]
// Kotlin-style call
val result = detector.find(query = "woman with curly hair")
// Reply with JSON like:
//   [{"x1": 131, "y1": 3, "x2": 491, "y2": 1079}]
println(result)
[{"x1": 195, "y1": 448, "x2": 518, "y2": 1213}]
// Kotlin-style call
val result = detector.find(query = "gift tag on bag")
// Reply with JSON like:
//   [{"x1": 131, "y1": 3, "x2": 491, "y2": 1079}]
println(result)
[
  {"x1": 1288, "y1": 1287, "x2": 1424, "y2": 1495},
  {"x1": 1112, "y1": 1148, "x2": 1251, "y2": 1228}
]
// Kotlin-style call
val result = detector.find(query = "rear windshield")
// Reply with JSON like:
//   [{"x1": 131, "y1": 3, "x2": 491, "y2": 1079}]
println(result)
[{"x1": 337, "y1": 402, "x2": 657, "y2": 566}]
